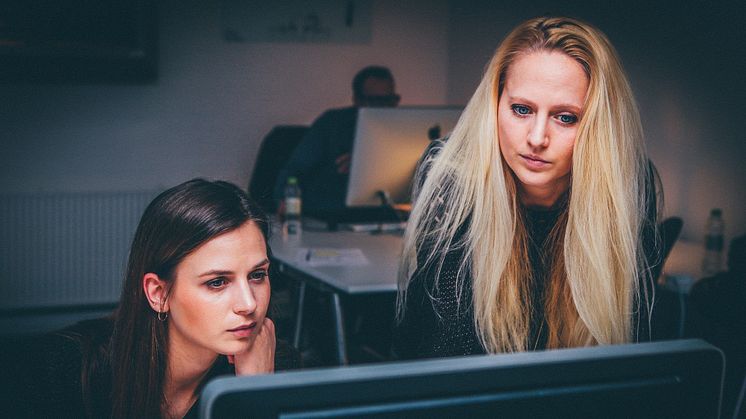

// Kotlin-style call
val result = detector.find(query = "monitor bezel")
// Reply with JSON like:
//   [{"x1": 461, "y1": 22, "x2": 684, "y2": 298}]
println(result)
[{"x1": 200, "y1": 339, "x2": 724, "y2": 419}]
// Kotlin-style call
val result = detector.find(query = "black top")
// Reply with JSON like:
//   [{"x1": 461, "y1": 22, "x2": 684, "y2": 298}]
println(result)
[
  {"x1": 10, "y1": 317, "x2": 301, "y2": 418},
  {"x1": 394, "y1": 140, "x2": 660, "y2": 360}
]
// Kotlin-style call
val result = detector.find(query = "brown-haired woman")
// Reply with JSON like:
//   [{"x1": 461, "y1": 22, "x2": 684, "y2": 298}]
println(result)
[{"x1": 23, "y1": 179, "x2": 299, "y2": 418}]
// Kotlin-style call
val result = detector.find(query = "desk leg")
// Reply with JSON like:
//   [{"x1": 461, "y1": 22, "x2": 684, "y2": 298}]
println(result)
[
  {"x1": 331, "y1": 292, "x2": 348, "y2": 365},
  {"x1": 292, "y1": 281, "x2": 306, "y2": 349}
]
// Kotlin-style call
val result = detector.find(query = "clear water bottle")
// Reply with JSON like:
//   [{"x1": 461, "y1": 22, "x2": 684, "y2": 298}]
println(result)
[
  {"x1": 701, "y1": 208, "x2": 724, "y2": 277},
  {"x1": 283, "y1": 176, "x2": 302, "y2": 238}
]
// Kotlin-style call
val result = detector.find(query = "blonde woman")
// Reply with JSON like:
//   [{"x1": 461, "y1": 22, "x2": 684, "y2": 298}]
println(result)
[{"x1": 395, "y1": 16, "x2": 660, "y2": 358}]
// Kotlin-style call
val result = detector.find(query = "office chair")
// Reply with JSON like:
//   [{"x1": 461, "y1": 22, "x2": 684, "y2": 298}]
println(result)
[
  {"x1": 649, "y1": 216, "x2": 684, "y2": 341},
  {"x1": 247, "y1": 125, "x2": 308, "y2": 344},
  {"x1": 649, "y1": 216, "x2": 684, "y2": 282},
  {"x1": 248, "y1": 125, "x2": 308, "y2": 214},
  {"x1": 734, "y1": 374, "x2": 745, "y2": 419},
  {"x1": 660, "y1": 217, "x2": 684, "y2": 265}
]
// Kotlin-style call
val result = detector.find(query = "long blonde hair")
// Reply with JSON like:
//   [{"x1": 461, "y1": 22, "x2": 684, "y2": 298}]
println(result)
[{"x1": 398, "y1": 17, "x2": 655, "y2": 353}]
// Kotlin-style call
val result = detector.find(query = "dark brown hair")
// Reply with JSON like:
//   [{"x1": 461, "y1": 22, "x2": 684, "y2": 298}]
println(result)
[
  {"x1": 352, "y1": 65, "x2": 395, "y2": 100},
  {"x1": 107, "y1": 178, "x2": 269, "y2": 418}
]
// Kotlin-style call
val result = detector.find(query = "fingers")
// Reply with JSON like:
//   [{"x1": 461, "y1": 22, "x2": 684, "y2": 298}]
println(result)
[
  {"x1": 263, "y1": 317, "x2": 276, "y2": 335},
  {"x1": 257, "y1": 318, "x2": 276, "y2": 358},
  {"x1": 335, "y1": 153, "x2": 351, "y2": 174},
  {"x1": 335, "y1": 153, "x2": 350, "y2": 164},
  {"x1": 277, "y1": 200, "x2": 286, "y2": 219},
  {"x1": 232, "y1": 318, "x2": 276, "y2": 376}
]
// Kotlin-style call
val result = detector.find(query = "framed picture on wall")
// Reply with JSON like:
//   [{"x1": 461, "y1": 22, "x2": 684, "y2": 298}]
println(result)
[{"x1": 221, "y1": 0, "x2": 372, "y2": 44}]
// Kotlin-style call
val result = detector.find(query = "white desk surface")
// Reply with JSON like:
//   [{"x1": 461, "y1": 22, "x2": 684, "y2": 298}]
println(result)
[
  {"x1": 269, "y1": 228, "x2": 403, "y2": 294},
  {"x1": 271, "y1": 227, "x2": 712, "y2": 295}
]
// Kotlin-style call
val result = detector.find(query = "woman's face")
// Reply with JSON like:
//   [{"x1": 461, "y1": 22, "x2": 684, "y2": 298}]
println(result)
[
  {"x1": 165, "y1": 221, "x2": 271, "y2": 359},
  {"x1": 497, "y1": 50, "x2": 589, "y2": 207}
]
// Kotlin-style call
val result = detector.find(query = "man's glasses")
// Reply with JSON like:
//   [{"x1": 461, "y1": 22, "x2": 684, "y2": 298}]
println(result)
[{"x1": 359, "y1": 94, "x2": 401, "y2": 107}]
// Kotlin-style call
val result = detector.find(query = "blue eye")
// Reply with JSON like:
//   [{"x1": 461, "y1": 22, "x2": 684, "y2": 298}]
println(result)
[
  {"x1": 206, "y1": 277, "x2": 227, "y2": 289},
  {"x1": 511, "y1": 104, "x2": 531, "y2": 116},
  {"x1": 250, "y1": 269, "x2": 268, "y2": 282},
  {"x1": 557, "y1": 114, "x2": 578, "y2": 124}
]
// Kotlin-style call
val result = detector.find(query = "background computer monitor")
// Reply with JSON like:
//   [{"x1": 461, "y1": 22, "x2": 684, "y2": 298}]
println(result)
[
  {"x1": 345, "y1": 106, "x2": 462, "y2": 207},
  {"x1": 199, "y1": 339, "x2": 724, "y2": 419}
]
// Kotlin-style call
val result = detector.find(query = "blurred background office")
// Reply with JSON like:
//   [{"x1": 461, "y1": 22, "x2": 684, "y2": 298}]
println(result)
[
  {"x1": 2, "y1": 0, "x2": 743, "y2": 244},
  {"x1": 1, "y1": 0, "x2": 743, "y2": 230},
  {"x1": 2, "y1": 0, "x2": 744, "y2": 411},
  {"x1": 1, "y1": 0, "x2": 744, "y2": 403}
]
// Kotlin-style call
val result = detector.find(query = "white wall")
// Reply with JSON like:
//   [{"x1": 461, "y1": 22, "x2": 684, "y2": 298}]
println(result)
[
  {"x1": 0, "y1": 0, "x2": 449, "y2": 194},
  {"x1": 445, "y1": 1, "x2": 746, "y2": 246}
]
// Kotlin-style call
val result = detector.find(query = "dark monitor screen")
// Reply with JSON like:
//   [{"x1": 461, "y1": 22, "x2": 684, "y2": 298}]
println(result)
[
  {"x1": 0, "y1": 0, "x2": 158, "y2": 82},
  {"x1": 199, "y1": 339, "x2": 723, "y2": 419}
]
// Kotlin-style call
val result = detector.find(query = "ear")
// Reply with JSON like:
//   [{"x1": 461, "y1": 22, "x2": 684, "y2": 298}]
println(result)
[{"x1": 143, "y1": 272, "x2": 169, "y2": 313}]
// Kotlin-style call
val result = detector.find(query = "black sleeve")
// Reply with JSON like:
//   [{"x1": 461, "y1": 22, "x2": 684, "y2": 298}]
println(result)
[
  {"x1": 636, "y1": 161, "x2": 663, "y2": 342},
  {"x1": 394, "y1": 247, "x2": 484, "y2": 360}
]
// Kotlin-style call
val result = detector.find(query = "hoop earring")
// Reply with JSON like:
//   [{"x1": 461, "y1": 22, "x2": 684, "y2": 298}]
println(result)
[{"x1": 157, "y1": 297, "x2": 169, "y2": 322}]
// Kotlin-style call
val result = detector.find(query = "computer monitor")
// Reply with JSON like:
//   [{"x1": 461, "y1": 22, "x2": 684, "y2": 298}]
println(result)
[
  {"x1": 345, "y1": 106, "x2": 462, "y2": 207},
  {"x1": 199, "y1": 339, "x2": 724, "y2": 419}
]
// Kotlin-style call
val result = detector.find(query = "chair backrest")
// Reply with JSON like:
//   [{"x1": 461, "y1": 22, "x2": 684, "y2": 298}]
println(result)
[
  {"x1": 652, "y1": 217, "x2": 684, "y2": 280},
  {"x1": 734, "y1": 374, "x2": 745, "y2": 419},
  {"x1": 660, "y1": 217, "x2": 684, "y2": 263},
  {"x1": 248, "y1": 125, "x2": 308, "y2": 214},
  {"x1": 650, "y1": 216, "x2": 683, "y2": 284}
]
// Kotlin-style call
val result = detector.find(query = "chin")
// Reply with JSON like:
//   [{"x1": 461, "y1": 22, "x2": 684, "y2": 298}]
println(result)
[
  {"x1": 219, "y1": 340, "x2": 253, "y2": 355},
  {"x1": 515, "y1": 172, "x2": 552, "y2": 188}
]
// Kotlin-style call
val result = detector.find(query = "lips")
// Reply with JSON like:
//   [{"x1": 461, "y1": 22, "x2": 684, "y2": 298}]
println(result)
[
  {"x1": 228, "y1": 323, "x2": 256, "y2": 338},
  {"x1": 520, "y1": 154, "x2": 550, "y2": 168},
  {"x1": 521, "y1": 154, "x2": 549, "y2": 163}
]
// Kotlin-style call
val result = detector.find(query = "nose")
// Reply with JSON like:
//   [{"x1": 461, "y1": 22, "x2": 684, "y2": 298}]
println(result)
[
  {"x1": 527, "y1": 116, "x2": 549, "y2": 149},
  {"x1": 233, "y1": 281, "x2": 257, "y2": 315}
]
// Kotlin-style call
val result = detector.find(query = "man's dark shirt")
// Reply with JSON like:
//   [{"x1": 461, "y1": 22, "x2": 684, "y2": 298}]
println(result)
[{"x1": 274, "y1": 107, "x2": 358, "y2": 212}]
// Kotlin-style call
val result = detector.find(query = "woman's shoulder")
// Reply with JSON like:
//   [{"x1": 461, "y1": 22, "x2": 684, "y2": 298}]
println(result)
[
  {"x1": 8, "y1": 317, "x2": 114, "y2": 417},
  {"x1": 54, "y1": 316, "x2": 114, "y2": 342},
  {"x1": 50, "y1": 317, "x2": 115, "y2": 363},
  {"x1": 315, "y1": 106, "x2": 357, "y2": 127},
  {"x1": 39, "y1": 317, "x2": 113, "y2": 375},
  {"x1": 412, "y1": 138, "x2": 448, "y2": 197},
  {"x1": 423, "y1": 137, "x2": 447, "y2": 160}
]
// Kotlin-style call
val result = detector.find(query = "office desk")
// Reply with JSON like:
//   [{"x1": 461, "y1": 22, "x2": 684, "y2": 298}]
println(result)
[
  {"x1": 658, "y1": 239, "x2": 704, "y2": 338},
  {"x1": 269, "y1": 228, "x2": 402, "y2": 365}
]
